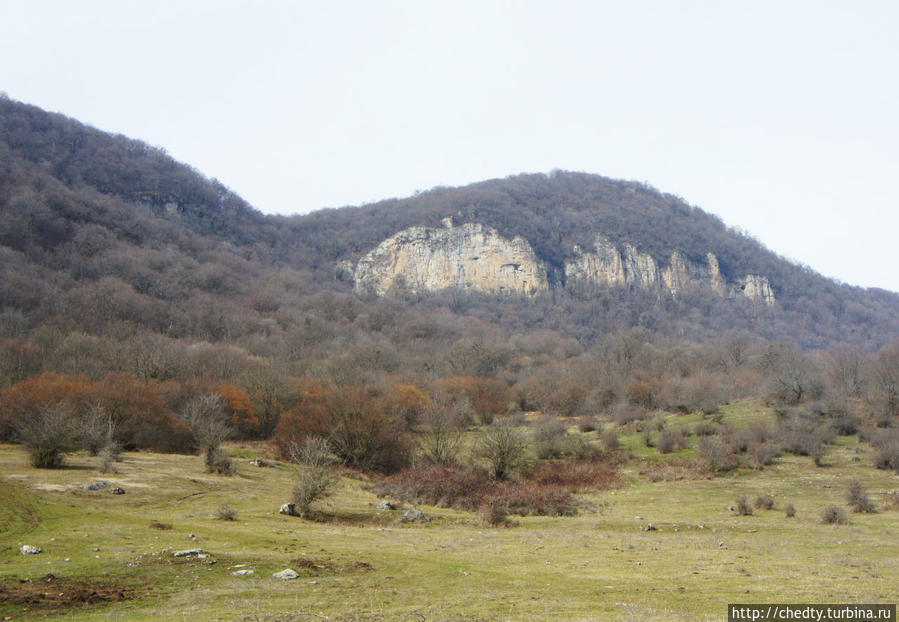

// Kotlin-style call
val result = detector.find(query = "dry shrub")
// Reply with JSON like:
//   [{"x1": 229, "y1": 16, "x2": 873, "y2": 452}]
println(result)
[
  {"x1": 372, "y1": 464, "x2": 494, "y2": 512},
  {"x1": 754, "y1": 495, "x2": 776, "y2": 510},
  {"x1": 494, "y1": 482, "x2": 578, "y2": 517},
  {"x1": 530, "y1": 458, "x2": 623, "y2": 491},
  {"x1": 372, "y1": 463, "x2": 578, "y2": 516},
  {"x1": 821, "y1": 505, "x2": 849, "y2": 525},
  {"x1": 846, "y1": 479, "x2": 876, "y2": 513},
  {"x1": 215, "y1": 504, "x2": 238, "y2": 521},
  {"x1": 692, "y1": 421, "x2": 718, "y2": 436},
  {"x1": 600, "y1": 430, "x2": 619, "y2": 451},
  {"x1": 209, "y1": 448, "x2": 236, "y2": 475},
  {"x1": 478, "y1": 499, "x2": 511, "y2": 527},
  {"x1": 149, "y1": 521, "x2": 173, "y2": 530},
  {"x1": 735, "y1": 496, "x2": 753, "y2": 516},
  {"x1": 698, "y1": 437, "x2": 738, "y2": 473},
  {"x1": 656, "y1": 428, "x2": 689, "y2": 454},
  {"x1": 784, "y1": 503, "x2": 796, "y2": 517},
  {"x1": 639, "y1": 457, "x2": 707, "y2": 482}
]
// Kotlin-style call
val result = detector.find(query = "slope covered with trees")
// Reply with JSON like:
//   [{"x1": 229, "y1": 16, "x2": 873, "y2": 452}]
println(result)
[{"x1": 1, "y1": 96, "x2": 898, "y2": 471}]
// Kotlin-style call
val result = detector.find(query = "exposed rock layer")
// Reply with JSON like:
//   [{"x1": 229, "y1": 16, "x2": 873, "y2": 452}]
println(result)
[
  {"x1": 352, "y1": 224, "x2": 774, "y2": 305},
  {"x1": 353, "y1": 223, "x2": 547, "y2": 297}
]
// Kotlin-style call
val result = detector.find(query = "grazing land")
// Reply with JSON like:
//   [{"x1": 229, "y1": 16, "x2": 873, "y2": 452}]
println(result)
[{"x1": 1, "y1": 402, "x2": 896, "y2": 621}]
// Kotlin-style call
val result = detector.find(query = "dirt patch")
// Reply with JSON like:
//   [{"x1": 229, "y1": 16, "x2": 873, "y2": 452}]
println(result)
[{"x1": 0, "y1": 574, "x2": 132, "y2": 609}]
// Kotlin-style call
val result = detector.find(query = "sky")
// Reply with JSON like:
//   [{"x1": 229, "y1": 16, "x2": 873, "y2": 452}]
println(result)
[{"x1": 2, "y1": 1, "x2": 898, "y2": 292}]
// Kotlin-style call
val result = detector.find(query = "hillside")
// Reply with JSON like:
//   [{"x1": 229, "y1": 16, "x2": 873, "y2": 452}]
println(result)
[{"x1": 3, "y1": 97, "x2": 898, "y2": 354}]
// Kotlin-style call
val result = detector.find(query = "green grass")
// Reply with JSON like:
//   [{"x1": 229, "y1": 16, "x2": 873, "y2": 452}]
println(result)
[{"x1": 1, "y1": 420, "x2": 897, "y2": 621}]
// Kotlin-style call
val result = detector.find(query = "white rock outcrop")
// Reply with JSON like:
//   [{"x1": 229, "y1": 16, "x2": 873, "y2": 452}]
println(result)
[
  {"x1": 350, "y1": 224, "x2": 774, "y2": 305},
  {"x1": 353, "y1": 223, "x2": 548, "y2": 297}
]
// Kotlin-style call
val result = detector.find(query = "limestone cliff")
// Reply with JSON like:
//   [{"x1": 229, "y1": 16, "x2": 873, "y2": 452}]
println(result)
[
  {"x1": 351, "y1": 224, "x2": 774, "y2": 306},
  {"x1": 565, "y1": 234, "x2": 774, "y2": 304},
  {"x1": 353, "y1": 222, "x2": 548, "y2": 297}
]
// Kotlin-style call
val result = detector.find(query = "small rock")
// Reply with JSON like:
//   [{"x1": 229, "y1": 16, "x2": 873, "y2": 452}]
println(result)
[
  {"x1": 84, "y1": 481, "x2": 110, "y2": 491},
  {"x1": 376, "y1": 500, "x2": 398, "y2": 511},
  {"x1": 173, "y1": 549, "x2": 204, "y2": 557},
  {"x1": 232, "y1": 569, "x2": 254, "y2": 576},
  {"x1": 644, "y1": 524, "x2": 657, "y2": 531},
  {"x1": 109, "y1": 487, "x2": 126, "y2": 495},
  {"x1": 401, "y1": 508, "x2": 427, "y2": 523},
  {"x1": 273, "y1": 569, "x2": 299, "y2": 580},
  {"x1": 20, "y1": 545, "x2": 42, "y2": 555},
  {"x1": 279, "y1": 503, "x2": 297, "y2": 516}
]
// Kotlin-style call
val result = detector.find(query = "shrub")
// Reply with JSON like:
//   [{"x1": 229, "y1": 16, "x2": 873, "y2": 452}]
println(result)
[
  {"x1": 215, "y1": 504, "x2": 238, "y2": 521},
  {"x1": 529, "y1": 458, "x2": 622, "y2": 491},
  {"x1": 846, "y1": 479, "x2": 876, "y2": 513},
  {"x1": 16, "y1": 403, "x2": 78, "y2": 468},
  {"x1": 209, "y1": 448, "x2": 236, "y2": 476},
  {"x1": 784, "y1": 503, "x2": 796, "y2": 517},
  {"x1": 830, "y1": 413, "x2": 860, "y2": 436},
  {"x1": 751, "y1": 442, "x2": 781, "y2": 468},
  {"x1": 698, "y1": 437, "x2": 738, "y2": 473},
  {"x1": 821, "y1": 505, "x2": 849, "y2": 525},
  {"x1": 600, "y1": 430, "x2": 619, "y2": 451},
  {"x1": 754, "y1": 495, "x2": 776, "y2": 510},
  {"x1": 735, "y1": 496, "x2": 753, "y2": 516},
  {"x1": 656, "y1": 428, "x2": 688, "y2": 454},
  {"x1": 290, "y1": 437, "x2": 339, "y2": 518},
  {"x1": 371, "y1": 464, "x2": 494, "y2": 512},
  {"x1": 692, "y1": 421, "x2": 718, "y2": 436},
  {"x1": 478, "y1": 499, "x2": 510, "y2": 527},
  {"x1": 475, "y1": 421, "x2": 529, "y2": 480}
]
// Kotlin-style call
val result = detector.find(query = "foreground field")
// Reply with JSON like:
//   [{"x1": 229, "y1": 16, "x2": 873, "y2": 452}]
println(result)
[{"x1": 1, "y1": 407, "x2": 897, "y2": 621}]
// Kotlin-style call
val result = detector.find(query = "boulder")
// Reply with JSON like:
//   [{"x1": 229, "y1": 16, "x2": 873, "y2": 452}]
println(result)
[
  {"x1": 273, "y1": 568, "x2": 299, "y2": 580},
  {"x1": 376, "y1": 500, "x2": 398, "y2": 511},
  {"x1": 172, "y1": 549, "x2": 204, "y2": 557},
  {"x1": 20, "y1": 545, "x2": 42, "y2": 555},
  {"x1": 279, "y1": 503, "x2": 296, "y2": 516},
  {"x1": 231, "y1": 569, "x2": 254, "y2": 576}
]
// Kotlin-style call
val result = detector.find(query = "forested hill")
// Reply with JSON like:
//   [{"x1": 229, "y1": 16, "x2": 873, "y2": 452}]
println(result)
[{"x1": 1, "y1": 95, "x2": 898, "y2": 351}]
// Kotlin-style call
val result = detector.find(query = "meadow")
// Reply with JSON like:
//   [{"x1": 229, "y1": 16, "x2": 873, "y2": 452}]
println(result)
[{"x1": 1, "y1": 402, "x2": 897, "y2": 621}]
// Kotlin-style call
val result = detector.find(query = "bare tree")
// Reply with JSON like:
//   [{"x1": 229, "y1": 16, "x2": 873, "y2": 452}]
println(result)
[
  {"x1": 16, "y1": 403, "x2": 78, "y2": 468},
  {"x1": 475, "y1": 420, "x2": 529, "y2": 480},
  {"x1": 418, "y1": 395, "x2": 468, "y2": 465},
  {"x1": 181, "y1": 393, "x2": 232, "y2": 473},
  {"x1": 289, "y1": 437, "x2": 338, "y2": 518}
]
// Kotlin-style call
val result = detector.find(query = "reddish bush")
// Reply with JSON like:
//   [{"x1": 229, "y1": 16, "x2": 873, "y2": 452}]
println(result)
[
  {"x1": 529, "y1": 459, "x2": 622, "y2": 491},
  {"x1": 372, "y1": 463, "x2": 580, "y2": 516},
  {"x1": 273, "y1": 382, "x2": 413, "y2": 474}
]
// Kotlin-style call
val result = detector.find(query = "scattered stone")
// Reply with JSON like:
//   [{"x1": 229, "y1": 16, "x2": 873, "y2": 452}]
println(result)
[
  {"x1": 109, "y1": 487, "x2": 126, "y2": 495},
  {"x1": 273, "y1": 569, "x2": 299, "y2": 580},
  {"x1": 401, "y1": 508, "x2": 427, "y2": 523},
  {"x1": 172, "y1": 549, "x2": 204, "y2": 557},
  {"x1": 232, "y1": 564, "x2": 248, "y2": 569},
  {"x1": 376, "y1": 500, "x2": 398, "y2": 511},
  {"x1": 20, "y1": 545, "x2": 42, "y2": 555},
  {"x1": 279, "y1": 503, "x2": 297, "y2": 516},
  {"x1": 644, "y1": 524, "x2": 657, "y2": 531},
  {"x1": 232, "y1": 569, "x2": 254, "y2": 576},
  {"x1": 84, "y1": 481, "x2": 110, "y2": 491}
]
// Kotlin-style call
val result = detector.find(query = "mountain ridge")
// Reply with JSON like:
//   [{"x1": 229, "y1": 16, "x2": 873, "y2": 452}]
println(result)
[{"x1": 1, "y1": 96, "x2": 897, "y2": 350}]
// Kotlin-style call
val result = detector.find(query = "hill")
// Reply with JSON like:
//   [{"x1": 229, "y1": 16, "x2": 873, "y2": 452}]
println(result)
[{"x1": 3, "y1": 96, "x2": 897, "y2": 354}]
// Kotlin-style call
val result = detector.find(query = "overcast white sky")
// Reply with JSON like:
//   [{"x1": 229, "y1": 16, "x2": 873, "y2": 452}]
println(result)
[{"x1": 2, "y1": 1, "x2": 898, "y2": 292}]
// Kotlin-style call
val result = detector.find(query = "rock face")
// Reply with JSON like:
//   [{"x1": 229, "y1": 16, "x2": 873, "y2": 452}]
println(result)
[
  {"x1": 353, "y1": 222, "x2": 548, "y2": 297},
  {"x1": 565, "y1": 234, "x2": 773, "y2": 304},
  {"x1": 350, "y1": 224, "x2": 775, "y2": 305}
]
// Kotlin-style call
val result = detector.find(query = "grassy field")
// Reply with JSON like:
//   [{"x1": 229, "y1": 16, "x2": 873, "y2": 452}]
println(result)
[{"x1": 1, "y1": 401, "x2": 897, "y2": 621}]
